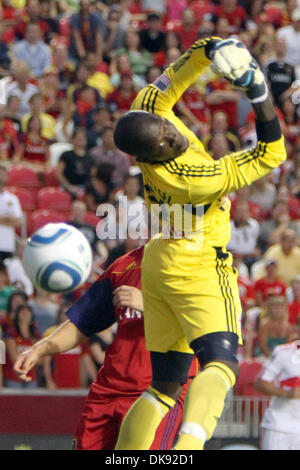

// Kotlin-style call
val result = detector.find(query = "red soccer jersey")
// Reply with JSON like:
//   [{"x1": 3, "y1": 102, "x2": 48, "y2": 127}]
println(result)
[
  {"x1": 254, "y1": 277, "x2": 287, "y2": 303},
  {"x1": 67, "y1": 247, "x2": 197, "y2": 397},
  {"x1": 3, "y1": 327, "x2": 38, "y2": 383},
  {"x1": 288, "y1": 301, "x2": 300, "y2": 325}
]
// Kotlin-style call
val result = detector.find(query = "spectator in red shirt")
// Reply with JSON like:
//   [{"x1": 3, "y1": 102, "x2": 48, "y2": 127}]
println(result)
[
  {"x1": 255, "y1": 259, "x2": 287, "y2": 308},
  {"x1": 214, "y1": 0, "x2": 247, "y2": 34},
  {"x1": 3, "y1": 304, "x2": 40, "y2": 388},
  {"x1": 238, "y1": 274, "x2": 255, "y2": 312},
  {"x1": 289, "y1": 279, "x2": 300, "y2": 325},
  {"x1": 14, "y1": 0, "x2": 50, "y2": 42},
  {"x1": 21, "y1": 116, "x2": 50, "y2": 168},
  {"x1": 206, "y1": 76, "x2": 240, "y2": 130},
  {"x1": 231, "y1": 187, "x2": 264, "y2": 223},
  {"x1": 106, "y1": 72, "x2": 138, "y2": 119},
  {"x1": 175, "y1": 8, "x2": 198, "y2": 50}
]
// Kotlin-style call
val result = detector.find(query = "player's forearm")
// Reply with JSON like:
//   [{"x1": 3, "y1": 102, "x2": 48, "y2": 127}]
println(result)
[
  {"x1": 255, "y1": 379, "x2": 293, "y2": 398},
  {"x1": 33, "y1": 321, "x2": 86, "y2": 358}
]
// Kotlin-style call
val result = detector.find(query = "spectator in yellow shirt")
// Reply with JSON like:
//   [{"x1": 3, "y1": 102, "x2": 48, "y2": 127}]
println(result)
[
  {"x1": 21, "y1": 93, "x2": 56, "y2": 140},
  {"x1": 264, "y1": 229, "x2": 300, "y2": 286}
]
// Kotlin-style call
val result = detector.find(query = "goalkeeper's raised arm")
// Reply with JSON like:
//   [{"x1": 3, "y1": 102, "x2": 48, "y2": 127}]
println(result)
[{"x1": 114, "y1": 38, "x2": 286, "y2": 194}]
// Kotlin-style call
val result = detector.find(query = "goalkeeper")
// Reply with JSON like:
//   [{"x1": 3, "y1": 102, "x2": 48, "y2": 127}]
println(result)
[{"x1": 114, "y1": 38, "x2": 287, "y2": 450}]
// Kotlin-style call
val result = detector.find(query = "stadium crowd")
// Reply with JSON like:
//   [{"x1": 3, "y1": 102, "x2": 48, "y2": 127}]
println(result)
[{"x1": 0, "y1": 0, "x2": 300, "y2": 393}]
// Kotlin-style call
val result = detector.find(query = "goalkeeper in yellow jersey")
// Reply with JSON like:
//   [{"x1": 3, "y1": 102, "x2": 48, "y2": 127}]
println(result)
[{"x1": 113, "y1": 38, "x2": 287, "y2": 450}]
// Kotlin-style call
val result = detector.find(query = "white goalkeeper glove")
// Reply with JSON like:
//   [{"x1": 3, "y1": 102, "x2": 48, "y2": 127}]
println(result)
[{"x1": 210, "y1": 38, "x2": 268, "y2": 104}]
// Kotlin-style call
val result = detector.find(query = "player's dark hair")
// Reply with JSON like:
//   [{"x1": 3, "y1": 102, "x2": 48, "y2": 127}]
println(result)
[{"x1": 114, "y1": 111, "x2": 160, "y2": 161}]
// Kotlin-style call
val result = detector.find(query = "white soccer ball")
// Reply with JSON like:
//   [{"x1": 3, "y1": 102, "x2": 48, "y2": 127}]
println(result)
[{"x1": 23, "y1": 223, "x2": 93, "y2": 294}]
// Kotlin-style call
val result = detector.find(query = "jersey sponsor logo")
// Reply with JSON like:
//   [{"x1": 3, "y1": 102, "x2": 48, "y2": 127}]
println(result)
[
  {"x1": 153, "y1": 74, "x2": 171, "y2": 92},
  {"x1": 119, "y1": 307, "x2": 143, "y2": 321},
  {"x1": 125, "y1": 261, "x2": 137, "y2": 272}
]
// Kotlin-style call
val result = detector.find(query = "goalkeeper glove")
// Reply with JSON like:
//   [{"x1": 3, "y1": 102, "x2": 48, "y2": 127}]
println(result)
[{"x1": 209, "y1": 38, "x2": 268, "y2": 104}]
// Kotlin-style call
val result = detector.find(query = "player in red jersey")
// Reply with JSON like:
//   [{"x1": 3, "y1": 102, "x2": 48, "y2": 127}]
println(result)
[{"x1": 13, "y1": 246, "x2": 197, "y2": 450}]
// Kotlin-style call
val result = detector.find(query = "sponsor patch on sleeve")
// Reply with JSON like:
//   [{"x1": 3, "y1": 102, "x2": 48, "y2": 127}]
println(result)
[{"x1": 153, "y1": 74, "x2": 171, "y2": 92}]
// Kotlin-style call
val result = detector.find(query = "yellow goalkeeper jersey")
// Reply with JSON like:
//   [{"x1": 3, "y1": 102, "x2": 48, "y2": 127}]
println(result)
[{"x1": 131, "y1": 38, "x2": 286, "y2": 249}]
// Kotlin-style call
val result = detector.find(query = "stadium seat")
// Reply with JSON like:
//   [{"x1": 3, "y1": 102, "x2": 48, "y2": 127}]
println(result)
[
  {"x1": 37, "y1": 188, "x2": 72, "y2": 215},
  {"x1": 49, "y1": 142, "x2": 73, "y2": 168},
  {"x1": 28, "y1": 210, "x2": 67, "y2": 236},
  {"x1": 5, "y1": 187, "x2": 37, "y2": 212},
  {"x1": 7, "y1": 165, "x2": 41, "y2": 191},
  {"x1": 84, "y1": 211, "x2": 102, "y2": 228},
  {"x1": 44, "y1": 168, "x2": 60, "y2": 187}
]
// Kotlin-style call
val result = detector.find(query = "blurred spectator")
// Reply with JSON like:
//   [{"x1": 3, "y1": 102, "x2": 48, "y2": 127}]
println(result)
[
  {"x1": 110, "y1": 53, "x2": 146, "y2": 90},
  {"x1": 107, "y1": 72, "x2": 138, "y2": 116},
  {"x1": 6, "y1": 61, "x2": 39, "y2": 118},
  {"x1": 104, "y1": 235, "x2": 141, "y2": 268},
  {"x1": 258, "y1": 200, "x2": 300, "y2": 250},
  {"x1": 145, "y1": 64, "x2": 162, "y2": 85},
  {"x1": 277, "y1": 9, "x2": 300, "y2": 68},
  {"x1": 279, "y1": 92, "x2": 300, "y2": 148},
  {"x1": 0, "y1": 167, "x2": 22, "y2": 262},
  {"x1": 29, "y1": 288, "x2": 58, "y2": 336},
  {"x1": 174, "y1": 9, "x2": 198, "y2": 50},
  {"x1": 103, "y1": 5, "x2": 126, "y2": 59},
  {"x1": 213, "y1": 0, "x2": 247, "y2": 35},
  {"x1": 116, "y1": 174, "x2": 147, "y2": 237},
  {"x1": 85, "y1": 162, "x2": 114, "y2": 212},
  {"x1": 215, "y1": 17, "x2": 230, "y2": 39},
  {"x1": 3, "y1": 304, "x2": 40, "y2": 388},
  {"x1": 73, "y1": 84, "x2": 103, "y2": 129},
  {"x1": 250, "y1": 176, "x2": 277, "y2": 215},
  {"x1": 255, "y1": 260, "x2": 287, "y2": 308},
  {"x1": 113, "y1": 29, "x2": 152, "y2": 77},
  {"x1": 257, "y1": 296, "x2": 293, "y2": 358},
  {"x1": 266, "y1": 38, "x2": 296, "y2": 108},
  {"x1": 141, "y1": 0, "x2": 166, "y2": 14},
  {"x1": 237, "y1": 273, "x2": 255, "y2": 312},
  {"x1": 0, "y1": 264, "x2": 16, "y2": 317},
  {"x1": 57, "y1": 127, "x2": 94, "y2": 198},
  {"x1": 209, "y1": 133, "x2": 230, "y2": 161},
  {"x1": 52, "y1": 42, "x2": 75, "y2": 93},
  {"x1": 203, "y1": 111, "x2": 241, "y2": 153},
  {"x1": 255, "y1": 316, "x2": 300, "y2": 451},
  {"x1": 277, "y1": 185, "x2": 300, "y2": 220},
  {"x1": 13, "y1": 22, "x2": 52, "y2": 78},
  {"x1": 69, "y1": 0, "x2": 104, "y2": 64},
  {"x1": 227, "y1": 200, "x2": 261, "y2": 268},
  {"x1": 69, "y1": 200, "x2": 102, "y2": 254},
  {"x1": 21, "y1": 116, "x2": 50, "y2": 168},
  {"x1": 5, "y1": 95, "x2": 22, "y2": 135},
  {"x1": 0, "y1": 25, "x2": 11, "y2": 74},
  {"x1": 289, "y1": 278, "x2": 300, "y2": 325},
  {"x1": 39, "y1": 0, "x2": 59, "y2": 40},
  {"x1": 22, "y1": 92, "x2": 56, "y2": 140},
  {"x1": 165, "y1": 0, "x2": 187, "y2": 23},
  {"x1": 87, "y1": 103, "x2": 112, "y2": 150},
  {"x1": 85, "y1": 51, "x2": 113, "y2": 99},
  {"x1": 1, "y1": 290, "x2": 28, "y2": 334},
  {"x1": 0, "y1": 105, "x2": 21, "y2": 160},
  {"x1": 4, "y1": 238, "x2": 33, "y2": 297},
  {"x1": 264, "y1": 229, "x2": 300, "y2": 286},
  {"x1": 90, "y1": 125, "x2": 130, "y2": 189},
  {"x1": 206, "y1": 76, "x2": 240, "y2": 130},
  {"x1": 231, "y1": 187, "x2": 264, "y2": 223},
  {"x1": 39, "y1": 70, "x2": 65, "y2": 120},
  {"x1": 139, "y1": 12, "x2": 166, "y2": 54}
]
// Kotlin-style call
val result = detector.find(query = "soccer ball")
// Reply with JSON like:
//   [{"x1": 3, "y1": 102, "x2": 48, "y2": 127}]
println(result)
[{"x1": 23, "y1": 223, "x2": 93, "y2": 294}]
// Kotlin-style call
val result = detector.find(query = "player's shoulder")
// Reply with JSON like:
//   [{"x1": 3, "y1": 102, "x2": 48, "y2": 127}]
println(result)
[
  {"x1": 108, "y1": 246, "x2": 144, "y2": 274},
  {"x1": 273, "y1": 342, "x2": 297, "y2": 358}
]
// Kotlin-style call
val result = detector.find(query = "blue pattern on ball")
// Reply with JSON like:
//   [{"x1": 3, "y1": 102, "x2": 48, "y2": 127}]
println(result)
[
  {"x1": 39, "y1": 262, "x2": 82, "y2": 293},
  {"x1": 30, "y1": 228, "x2": 69, "y2": 245}
]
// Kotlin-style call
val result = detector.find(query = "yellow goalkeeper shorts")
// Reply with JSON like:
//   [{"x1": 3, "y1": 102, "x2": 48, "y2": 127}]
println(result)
[{"x1": 142, "y1": 238, "x2": 242, "y2": 354}]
